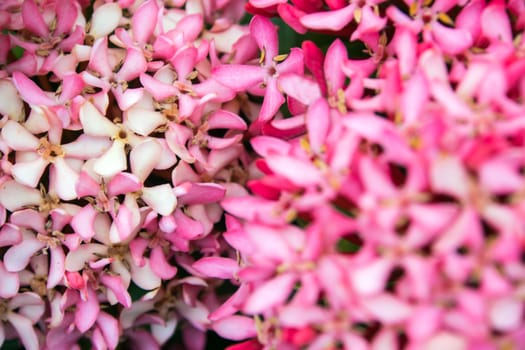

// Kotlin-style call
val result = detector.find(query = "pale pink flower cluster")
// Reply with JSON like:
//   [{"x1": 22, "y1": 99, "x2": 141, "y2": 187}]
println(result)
[
  {"x1": 0, "y1": 0, "x2": 248, "y2": 348},
  {"x1": 0, "y1": 0, "x2": 524, "y2": 349}
]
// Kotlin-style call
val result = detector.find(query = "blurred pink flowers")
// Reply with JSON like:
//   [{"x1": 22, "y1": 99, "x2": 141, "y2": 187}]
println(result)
[{"x1": 0, "y1": 0, "x2": 525, "y2": 349}]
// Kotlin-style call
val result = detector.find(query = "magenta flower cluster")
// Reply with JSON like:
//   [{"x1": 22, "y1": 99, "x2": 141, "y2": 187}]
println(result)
[{"x1": 0, "y1": 0, "x2": 524, "y2": 349}]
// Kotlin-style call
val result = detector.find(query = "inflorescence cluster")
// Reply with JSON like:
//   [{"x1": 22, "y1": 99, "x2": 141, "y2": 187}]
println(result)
[{"x1": 0, "y1": 0, "x2": 524, "y2": 349}]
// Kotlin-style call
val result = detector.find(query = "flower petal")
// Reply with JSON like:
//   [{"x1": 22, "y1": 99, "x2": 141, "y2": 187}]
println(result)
[
  {"x1": 275, "y1": 47, "x2": 304, "y2": 76},
  {"x1": 430, "y1": 154, "x2": 469, "y2": 199},
  {"x1": 0, "y1": 224, "x2": 22, "y2": 248},
  {"x1": 300, "y1": 4, "x2": 355, "y2": 31},
  {"x1": 489, "y1": 297, "x2": 523, "y2": 331},
  {"x1": 170, "y1": 46, "x2": 198, "y2": 82},
  {"x1": 279, "y1": 74, "x2": 321, "y2": 106},
  {"x1": 212, "y1": 65, "x2": 265, "y2": 91},
  {"x1": 258, "y1": 77, "x2": 285, "y2": 123},
  {"x1": 361, "y1": 294, "x2": 413, "y2": 324},
  {"x1": 126, "y1": 107, "x2": 166, "y2": 136},
  {"x1": 89, "y1": 2, "x2": 122, "y2": 39},
  {"x1": 423, "y1": 332, "x2": 466, "y2": 350},
  {"x1": 350, "y1": 259, "x2": 393, "y2": 296},
  {"x1": 71, "y1": 205, "x2": 98, "y2": 241},
  {"x1": 401, "y1": 71, "x2": 428, "y2": 124},
  {"x1": 173, "y1": 209, "x2": 204, "y2": 240},
  {"x1": 175, "y1": 300, "x2": 210, "y2": 331},
  {"x1": 131, "y1": 259, "x2": 161, "y2": 290},
  {"x1": 101, "y1": 274, "x2": 132, "y2": 308},
  {"x1": 407, "y1": 306, "x2": 442, "y2": 341},
  {"x1": 139, "y1": 73, "x2": 179, "y2": 101},
  {"x1": 113, "y1": 87, "x2": 144, "y2": 111},
  {"x1": 151, "y1": 318, "x2": 178, "y2": 346},
  {"x1": 193, "y1": 257, "x2": 239, "y2": 279},
  {"x1": 54, "y1": 0, "x2": 78, "y2": 36},
  {"x1": 150, "y1": 245, "x2": 177, "y2": 279},
  {"x1": 265, "y1": 154, "x2": 324, "y2": 186},
  {"x1": 250, "y1": 135, "x2": 291, "y2": 156},
  {"x1": 111, "y1": 203, "x2": 135, "y2": 243},
  {"x1": 130, "y1": 139, "x2": 162, "y2": 181},
  {"x1": 79, "y1": 100, "x2": 119, "y2": 137},
  {"x1": 279, "y1": 304, "x2": 328, "y2": 328},
  {"x1": 431, "y1": 22, "x2": 473, "y2": 55},
  {"x1": 4, "y1": 236, "x2": 46, "y2": 272},
  {"x1": 93, "y1": 141, "x2": 127, "y2": 178},
  {"x1": 76, "y1": 285, "x2": 100, "y2": 332},
  {"x1": 244, "y1": 223, "x2": 292, "y2": 262},
  {"x1": 358, "y1": 157, "x2": 397, "y2": 197},
  {"x1": 75, "y1": 171, "x2": 100, "y2": 198},
  {"x1": 132, "y1": 0, "x2": 159, "y2": 44},
  {"x1": 50, "y1": 158, "x2": 79, "y2": 200},
  {"x1": 1, "y1": 120, "x2": 40, "y2": 151},
  {"x1": 0, "y1": 79, "x2": 25, "y2": 121},
  {"x1": 324, "y1": 39, "x2": 347, "y2": 93},
  {"x1": 96, "y1": 311, "x2": 121, "y2": 350},
  {"x1": 277, "y1": 3, "x2": 308, "y2": 34},
  {"x1": 178, "y1": 183, "x2": 226, "y2": 205},
  {"x1": 212, "y1": 316, "x2": 257, "y2": 341},
  {"x1": 0, "y1": 261, "x2": 19, "y2": 298},
  {"x1": 207, "y1": 110, "x2": 247, "y2": 130},
  {"x1": 118, "y1": 47, "x2": 148, "y2": 82},
  {"x1": 62, "y1": 134, "x2": 112, "y2": 159},
  {"x1": 0, "y1": 180, "x2": 41, "y2": 212},
  {"x1": 47, "y1": 246, "x2": 65, "y2": 289},
  {"x1": 22, "y1": 0, "x2": 49, "y2": 38},
  {"x1": 306, "y1": 97, "x2": 330, "y2": 153},
  {"x1": 209, "y1": 284, "x2": 251, "y2": 321},
  {"x1": 88, "y1": 37, "x2": 113, "y2": 78},
  {"x1": 481, "y1": 4, "x2": 512, "y2": 43},
  {"x1": 250, "y1": 16, "x2": 279, "y2": 62},
  {"x1": 7, "y1": 313, "x2": 40, "y2": 350},
  {"x1": 65, "y1": 243, "x2": 108, "y2": 271},
  {"x1": 107, "y1": 172, "x2": 142, "y2": 197},
  {"x1": 243, "y1": 273, "x2": 297, "y2": 314},
  {"x1": 141, "y1": 184, "x2": 177, "y2": 216},
  {"x1": 11, "y1": 157, "x2": 48, "y2": 188}
]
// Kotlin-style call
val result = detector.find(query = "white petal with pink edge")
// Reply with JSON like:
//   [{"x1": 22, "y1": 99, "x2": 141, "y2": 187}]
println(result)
[
  {"x1": 142, "y1": 184, "x2": 177, "y2": 216},
  {"x1": 4, "y1": 235, "x2": 46, "y2": 272},
  {"x1": 50, "y1": 158, "x2": 80, "y2": 200},
  {"x1": 0, "y1": 261, "x2": 19, "y2": 298},
  {"x1": 0, "y1": 79, "x2": 24, "y2": 121},
  {"x1": 89, "y1": 3, "x2": 122, "y2": 39},
  {"x1": 79, "y1": 100, "x2": 119, "y2": 137},
  {"x1": 0, "y1": 181, "x2": 41, "y2": 212},
  {"x1": 130, "y1": 139, "x2": 162, "y2": 181},
  {"x1": 93, "y1": 141, "x2": 127, "y2": 178},
  {"x1": 1, "y1": 120, "x2": 40, "y2": 151}
]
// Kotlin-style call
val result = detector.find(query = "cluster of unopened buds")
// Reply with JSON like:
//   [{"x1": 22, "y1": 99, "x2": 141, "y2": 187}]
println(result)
[{"x1": 0, "y1": 0, "x2": 524, "y2": 349}]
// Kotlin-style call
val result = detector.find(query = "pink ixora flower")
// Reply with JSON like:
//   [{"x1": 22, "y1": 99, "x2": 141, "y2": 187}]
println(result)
[
  {"x1": 10, "y1": 70, "x2": 85, "y2": 129},
  {"x1": 112, "y1": 0, "x2": 160, "y2": 58},
  {"x1": 1, "y1": 116, "x2": 107, "y2": 200},
  {"x1": 1, "y1": 208, "x2": 75, "y2": 291},
  {"x1": 81, "y1": 36, "x2": 146, "y2": 111},
  {"x1": 213, "y1": 15, "x2": 304, "y2": 133},
  {"x1": 0, "y1": 292, "x2": 45, "y2": 350},
  {"x1": 386, "y1": 0, "x2": 473, "y2": 55},
  {"x1": 6, "y1": 0, "x2": 85, "y2": 76},
  {"x1": 45, "y1": 303, "x2": 120, "y2": 350}
]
